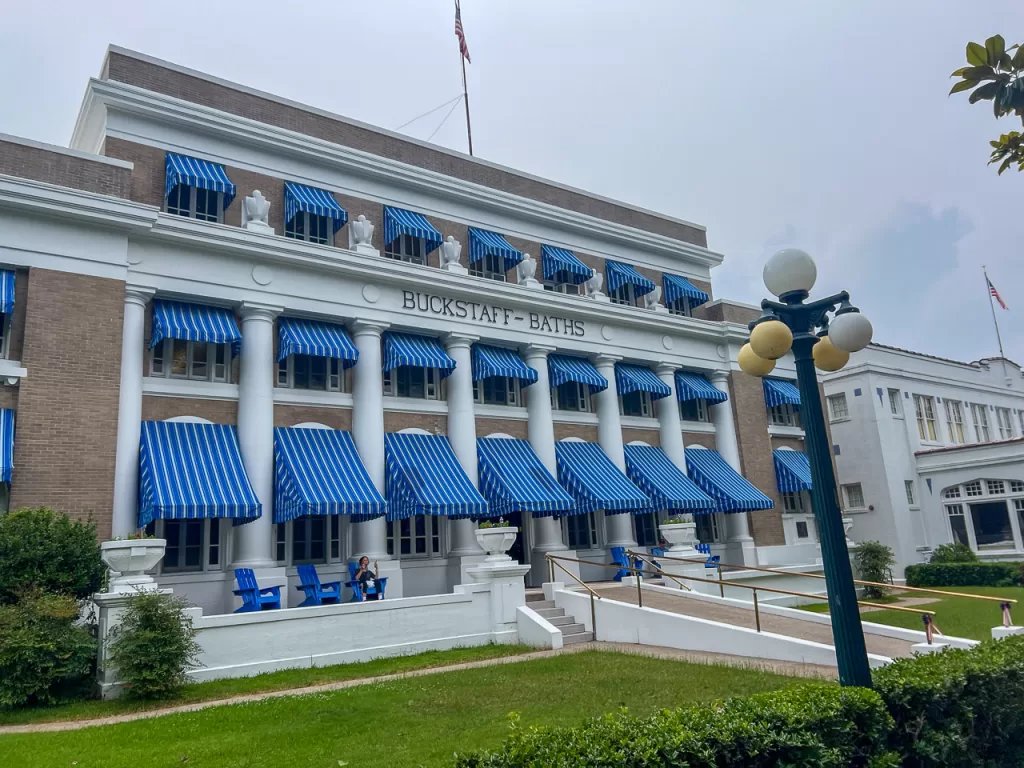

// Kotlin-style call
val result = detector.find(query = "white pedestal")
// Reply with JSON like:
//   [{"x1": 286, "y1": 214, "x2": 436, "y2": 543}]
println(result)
[
  {"x1": 352, "y1": 242, "x2": 380, "y2": 258},
  {"x1": 649, "y1": 304, "x2": 668, "y2": 314},
  {"x1": 94, "y1": 587, "x2": 173, "y2": 699},
  {"x1": 519, "y1": 277, "x2": 544, "y2": 290},
  {"x1": 442, "y1": 262, "x2": 469, "y2": 275},
  {"x1": 911, "y1": 641, "x2": 950, "y2": 655},
  {"x1": 224, "y1": 565, "x2": 289, "y2": 612},
  {"x1": 992, "y1": 625, "x2": 1024, "y2": 641},
  {"x1": 589, "y1": 293, "x2": 610, "y2": 303},
  {"x1": 465, "y1": 560, "x2": 531, "y2": 635},
  {"x1": 244, "y1": 220, "x2": 275, "y2": 235}
]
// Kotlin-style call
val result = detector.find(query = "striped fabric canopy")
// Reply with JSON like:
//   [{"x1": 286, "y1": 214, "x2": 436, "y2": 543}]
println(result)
[
  {"x1": 382, "y1": 332, "x2": 457, "y2": 378},
  {"x1": 548, "y1": 354, "x2": 608, "y2": 392},
  {"x1": 277, "y1": 317, "x2": 359, "y2": 365},
  {"x1": 675, "y1": 371, "x2": 728, "y2": 404},
  {"x1": 477, "y1": 438, "x2": 577, "y2": 517},
  {"x1": 773, "y1": 449, "x2": 813, "y2": 493},
  {"x1": 763, "y1": 378, "x2": 802, "y2": 408},
  {"x1": 468, "y1": 228, "x2": 524, "y2": 271},
  {"x1": 138, "y1": 420, "x2": 261, "y2": 527},
  {"x1": 663, "y1": 274, "x2": 710, "y2": 307},
  {"x1": 472, "y1": 344, "x2": 538, "y2": 385},
  {"x1": 165, "y1": 153, "x2": 236, "y2": 207},
  {"x1": 150, "y1": 300, "x2": 242, "y2": 353},
  {"x1": 541, "y1": 245, "x2": 592, "y2": 285},
  {"x1": 0, "y1": 408, "x2": 14, "y2": 483},
  {"x1": 685, "y1": 448, "x2": 775, "y2": 513},
  {"x1": 384, "y1": 207, "x2": 443, "y2": 253},
  {"x1": 284, "y1": 182, "x2": 348, "y2": 232},
  {"x1": 554, "y1": 441, "x2": 652, "y2": 515},
  {"x1": 615, "y1": 363, "x2": 672, "y2": 400},
  {"x1": 0, "y1": 270, "x2": 15, "y2": 314},
  {"x1": 605, "y1": 260, "x2": 656, "y2": 297},
  {"x1": 274, "y1": 427, "x2": 387, "y2": 523},
  {"x1": 623, "y1": 444, "x2": 715, "y2": 513},
  {"x1": 384, "y1": 432, "x2": 490, "y2": 520}
]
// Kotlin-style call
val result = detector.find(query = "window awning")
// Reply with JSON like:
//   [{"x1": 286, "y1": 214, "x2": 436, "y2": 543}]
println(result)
[
  {"x1": 382, "y1": 332, "x2": 457, "y2": 378},
  {"x1": 685, "y1": 448, "x2": 775, "y2": 513},
  {"x1": 548, "y1": 354, "x2": 608, "y2": 392},
  {"x1": 623, "y1": 445, "x2": 715, "y2": 513},
  {"x1": 541, "y1": 245, "x2": 592, "y2": 285},
  {"x1": 384, "y1": 207, "x2": 443, "y2": 253},
  {"x1": 773, "y1": 450, "x2": 813, "y2": 493},
  {"x1": 277, "y1": 317, "x2": 359, "y2": 366},
  {"x1": 165, "y1": 153, "x2": 236, "y2": 207},
  {"x1": 606, "y1": 260, "x2": 655, "y2": 297},
  {"x1": 477, "y1": 438, "x2": 577, "y2": 517},
  {"x1": 150, "y1": 300, "x2": 242, "y2": 353},
  {"x1": 675, "y1": 371, "x2": 728, "y2": 404},
  {"x1": 384, "y1": 432, "x2": 489, "y2": 520},
  {"x1": 468, "y1": 228, "x2": 524, "y2": 271},
  {"x1": 274, "y1": 427, "x2": 387, "y2": 523},
  {"x1": 663, "y1": 274, "x2": 710, "y2": 307},
  {"x1": 763, "y1": 378, "x2": 802, "y2": 408},
  {"x1": 284, "y1": 182, "x2": 348, "y2": 232},
  {"x1": 138, "y1": 420, "x2": 261, "y2": 527},
  {"x1": 0, "y1": 408, "x2": 14, "y2": 483},
  {"x1": 472, "y1": 344, "x2": 538, "y2": 385},
  {"x1": 615, "y1": 363, "x2": 671, "y2": 400},
  {"x1": 554, "y1": 441, "x2": 652, "y2": 515},
  {"x1": 0, "y1": 270, "x2": 15, "y2": 314}
]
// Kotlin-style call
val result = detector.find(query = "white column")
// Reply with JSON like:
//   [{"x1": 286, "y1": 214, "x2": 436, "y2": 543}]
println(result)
[
  {"x1": 111, "y1": 286, "x2": 155, "y2": 539},
  {"x1": 444, "y1": 333, "x2": 484, "y2": 556},
  {"x1": 709, "y1": 370, "x2": 755, "y2": 561},
  {"x1": 593, "y1": 353, "x2": 635, "y2": 548},
  {"x1": 655, "y1": 363, "x2": 687, "y2": 469},
  {"x1": 523, "y1": 344, "x2": 566, "y2": 552}
]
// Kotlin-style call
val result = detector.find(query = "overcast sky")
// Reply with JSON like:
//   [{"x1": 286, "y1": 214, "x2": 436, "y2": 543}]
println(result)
[{"x1": 1, "y1": 1, "x2": 1021, "y2": 364}]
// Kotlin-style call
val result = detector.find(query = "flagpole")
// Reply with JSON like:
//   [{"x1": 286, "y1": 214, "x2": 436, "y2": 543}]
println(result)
[
  {"x1": 984, "y1": 265, "x2": 1010, "y2": 383},
  {"x1": 456, "y1": 0, "x2": 473, "y2": 156}
]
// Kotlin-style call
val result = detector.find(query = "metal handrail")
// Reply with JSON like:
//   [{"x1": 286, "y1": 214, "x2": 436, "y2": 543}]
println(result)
[
  {"x1": 544, "y1": 554, "x2": 602, "y2": 637},
  {"x1": 630, "y1": 552, "x2": 693, "y2": 592}
]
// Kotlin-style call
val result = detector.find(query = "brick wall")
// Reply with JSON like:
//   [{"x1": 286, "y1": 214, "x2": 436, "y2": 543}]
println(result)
[
  {"x1": 274, "y1": 404, "x2": 352, "y2": 430},
  {"x1": 553, "y1": 422, "x2": 598, "y2": 442},
  {"x1": 0, "y1": 138, "x2": 131, "y2": 198},
  {"x1": 0, "y1": 388, "x2": 17, "y2": 410},
  {"x1": 770, "y1": 436, "x2": 806, "y2": 452},
  {"x1": 476, "y1": 416, "x2": 528, "y2": 439},
  {"x1": 142, "y1": 396, "x2": 237, "y2": 424},
  {"x1": 7, "y1": 267, "x2": 28, "y2": 361},
  {"x1": 694, "y1": 301, "x2": 759, "y2": 325},
  {"x1": 383, "y1": 410, "x2": 447, "y2": 435},
  {"x1": 622, "y1": 426, "x2": 660, "y2": 446},
  {"x1": 682, "y1": 431, "x2": 717, "y2": 449},
  {"x1": 9, "y1": 269, "x2": 124, "y2": 534}
]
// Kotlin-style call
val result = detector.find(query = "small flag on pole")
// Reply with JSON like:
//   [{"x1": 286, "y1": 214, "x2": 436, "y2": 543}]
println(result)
[
  {"x1": 988, "y1": 277, "x2": 1008, "y2": 310},
  {"x1": 455, "y1": 1, "x2": 471, "y2": 63}
]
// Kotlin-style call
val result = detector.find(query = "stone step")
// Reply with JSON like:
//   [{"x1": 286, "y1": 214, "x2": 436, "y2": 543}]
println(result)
[
  {"x1": 524, "y1": 591, "x2": 547, "y2": 603},
  {"x1": 534, "y1": 607, "x2": 565, "y2": 619},
  {"x1": 527, "y1": 599, "x2": 556, "y2": 611},
  {"x1": 558, "y1": 622, "x2": 586, "y2": 635},
  {"x1": 562, "y1": 631, "x2": 594, "y2": 645},
  {"x1": 546, "y1": 614, "x2": 575, "y2": 627}
]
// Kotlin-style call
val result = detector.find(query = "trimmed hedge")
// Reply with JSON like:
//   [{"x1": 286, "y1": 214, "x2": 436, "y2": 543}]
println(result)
[{"x1": 904, "y1": 562, "x2": 1021, "y2": 588}]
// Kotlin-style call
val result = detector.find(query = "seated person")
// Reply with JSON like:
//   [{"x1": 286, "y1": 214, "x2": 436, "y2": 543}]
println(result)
[{"x1": 354, "y1": 555, "x2": 381, "y2": 601}]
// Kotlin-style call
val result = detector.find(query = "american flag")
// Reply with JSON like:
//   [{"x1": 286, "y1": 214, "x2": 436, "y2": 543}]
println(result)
[
  {"x1": 989, "y1": 277, "x2": 1008, "y2": 310},
  {"x1": 455, "y1": 1, "x2": 471, "y2": 63}
]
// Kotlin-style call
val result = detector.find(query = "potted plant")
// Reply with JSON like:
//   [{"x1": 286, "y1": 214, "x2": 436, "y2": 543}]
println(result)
[
  {"x1": 101, "y1": 533, "x2": 166, "y2": 592},
  {"x1": 659, "y1": 514, "x2": 699, "y2": 553},
  {"x1": 474, "y1": 518, "x2": 519, "y2": 561}
]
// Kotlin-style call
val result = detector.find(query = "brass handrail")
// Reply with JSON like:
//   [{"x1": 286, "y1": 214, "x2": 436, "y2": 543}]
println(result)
[
  {"x1": 631, "y1": 552, "x2": 693, "y2": 592},
  {"x1": 544, "y1": 554, "x2": 602, "y2": 637}
]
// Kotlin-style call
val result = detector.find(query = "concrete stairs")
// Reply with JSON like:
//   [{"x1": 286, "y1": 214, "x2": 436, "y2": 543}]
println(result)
[{"x1": 526, "y1": 591, "x2": 593, "y2": 644}]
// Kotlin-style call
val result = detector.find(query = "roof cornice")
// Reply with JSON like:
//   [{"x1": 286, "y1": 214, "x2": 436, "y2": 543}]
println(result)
[{"x1": 0, "y1": 173, "x2": 158, "y2": 231}]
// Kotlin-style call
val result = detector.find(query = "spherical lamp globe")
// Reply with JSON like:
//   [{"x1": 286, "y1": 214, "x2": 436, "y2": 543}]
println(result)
[
  {"x1": 738, "y1": 343, "x2": 776, "y2": 377},
  {"x1": 749, "y1": 320, "x2": 793, "y2": 360},
  {"x1": 763, "y1": 248, "x2": 817, "y2": 297},
  {"x1": 828, "y1": 312, "x2": 873, "y2": 353},
  {"x1": 812, "y1": 336, "x2": 850, "y2": 372}
]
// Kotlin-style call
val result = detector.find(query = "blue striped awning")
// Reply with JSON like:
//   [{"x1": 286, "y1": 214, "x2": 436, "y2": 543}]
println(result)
[
  {"x1": 0, "y1": 409, "x2": 14, "y2": 483},
  {"x1": 277, "y1": 317, "x2": 358, "y2": 366},
  {"x1": 384, "y1": 207, "x2": 443, "y2": 253},
  {"x1": 548, "y1": 354, "x2": 608, "y2": 392},
  {"x1": 663, "y1": 274, "x2": 710, "y2": 307},
  {"x1": 675, "y1": 372, "x2": 728, "y2": 404},
  {"x1": 623, "y1": 444, "x2": 715, "y2": 513},
  {"x1": 274, "y1": 428, "x2": 387, "y2": 523},
  {"x1": 384, "y1": 432, "x2": 490, "y2": 520},
  {"x1": 150, "y1": 300, "x2": 242, "y2": 354},
  {"x1": 763, "y1": 378, "x2": 802, "y2": 408},
  {"x1": 615, "y1": 363, "x2": 672, "y2": 400},
  {"x1": 554, "y1": 441, "x2": 652, "y2": 515},
  {"x1": 138, "y1": 420, "x2": 261, "y2": 527},
  {"x1": 773, "y1": 450, "x2": 813, "y2": 493},
  {"x1": 477, "y1": 438, "x2": 577, "y2": 517},
  {"x1": 0, "y1": 271, "x2": 15, "y2": 314},
  {"x1": 606, "y1": 260, "x2": 656, "y2": 297},
  {"x1": 541, "y1": 245, "x2": 592, "y2": 285},
  {"x1": 382, "y1": 332, "x2": 457, "y2": 378},
  {"x1": 284, "y1": 182, "x2": 348, "y2": 232},
  {"x1": 165, "y1": 153, "x2": 236, "y2": 207},
  {"x1": 472, "y1": 344, "x2": 538, "y2": 385},
  {"x1": 685, "y1": 448, "x2": 775, "y2": 513},
  {"x1": 468, "y1": 228, "x2": 524, "y2": 271}
]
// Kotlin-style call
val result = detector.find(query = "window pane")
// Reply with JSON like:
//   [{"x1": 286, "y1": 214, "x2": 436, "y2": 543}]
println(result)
[
  {"x1": 190, "y1": 342, "x2": 208, "y2": 380},
  {"x1": 292, "y1": 519, "x2": 307, "y2": 563},
  {"x1": 167, "y1": 185, "x2": 191, "y2": 216},
  {"x1": 309, "y1": 356, "x2": 327, "y2": 390},
  {"x1": 971, "y1": 501, "x2": 1013, "y2": 548},
  {"x1": 171, "y1": 339, "x2": 188, "y2": 377},
  {"x1": 294, "y1": 355, "x2": 311, "y2": 389}
]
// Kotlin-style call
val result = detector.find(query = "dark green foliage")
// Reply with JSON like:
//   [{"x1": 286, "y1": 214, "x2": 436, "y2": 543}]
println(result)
[
  {"x1": 0, "y1": 508, "x2": 104, "y2": 605},
  {"x1": 905, "y1": 562, "x2": 1021, "y2": 588},
  {"x1": 855, "y1": 541, "x2": 896, "y2": 599},
  {"x1": 929, "y1": 543, "x2": 979, "y2": 564},
  {"x1": 0, "y1": 593, "x2": 96, "y2": 709},
  {"x1": 109, "y1": 591, "x2": 200, "y2": 700}
]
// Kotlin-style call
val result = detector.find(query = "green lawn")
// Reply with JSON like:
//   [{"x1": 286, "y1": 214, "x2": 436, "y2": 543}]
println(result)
[{"x1": 0, "y1": 650, "x2": 802, "y2": 768}]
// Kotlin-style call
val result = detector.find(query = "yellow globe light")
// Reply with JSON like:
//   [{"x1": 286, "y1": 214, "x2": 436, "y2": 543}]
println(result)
[
  {"x1": 749, "y1": 320, "x2": 793, "y2": 360},
  {"x1": 812, "y1": 335, "x2": 850, "y2": 372},
  {"x1": 738, "y1": 343, "x2": 776, "y2": 377}
]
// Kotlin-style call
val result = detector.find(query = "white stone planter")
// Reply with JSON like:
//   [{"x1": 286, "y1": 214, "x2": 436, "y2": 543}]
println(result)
[
  {"x1": 659, "y1": 522, "x2": 698, "y2": 553},
  {"x1": 474, "y1": 526, "x2": 518, "y2": 562},
  {"x1": 101, "y1": 538, "x2": 166, "y2": 593}
]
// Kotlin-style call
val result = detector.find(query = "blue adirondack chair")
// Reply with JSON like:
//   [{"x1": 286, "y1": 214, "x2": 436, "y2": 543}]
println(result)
[
  {"x1": 346, "y1": 561, "x2": 388, "y2": 602},
  {"x1": 695, "y1": 543, "x2": 721, "y2": 568},
  {"x1": 295, "y1": 564, "x2": 342, "y2": 607},
  {"x1": 233, "y1": 568, "x2": 283, "y2": 613},
  {"x1": 611, "y1": 546, "x2": 632, "y2": 581}
]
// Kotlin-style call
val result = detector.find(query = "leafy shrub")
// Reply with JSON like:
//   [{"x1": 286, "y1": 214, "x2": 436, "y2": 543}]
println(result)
[
  {"x1": 0, "y1": 508, "x2": 104, "y2": 605},
  {"x1": 905, "y1": 562, "x2": 1021, "y2": 588},
  {"x1": 929, "y1": 543, "x2": 979, "y2": 564},
  {"x1": 0, "y1": 593, "x2": 96, "y2": 709},
  {"x1": 109, "y1": 591, "x2": 200, "y2": 700},
  {"x1": 855, "y1": 541, "x2": 896, "y2": 599},
  {"x1": 453, "y1": 685, "x2": 898, "y2": 767}
]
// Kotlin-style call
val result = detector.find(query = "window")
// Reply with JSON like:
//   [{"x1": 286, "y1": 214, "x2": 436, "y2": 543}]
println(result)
[
  {"x1": 150, "y1": 339, "x2": 231, "y2": 383},
  {"x1": 469, "y1": 253, "x2": 506, "y2": 281},
  {"x1": 827, "y1": 393, "x2": 849, "y2": 421},
  {"x1": 947, "y1": 504, "x2": 969, "y2": 546},
  {"x1": 782, "y1": 491, "x2": 806, "y2": 513},
  {"x1": 162, "y1": 519, "x2": 204, "y2": 572},
  {"x1": 384, "y1": 234, "x2": 425, "y2": 265},
  {"x1": 679, "y1": 398, "x2": 709, "y2": 423},
  {"x1": 945, "y1": 400, "x2": 965, "y2": 443},
  {"x1": 996, "y1": 407, "x2": 1014, "y2": 439},
  {"x1": 166, "y1": 184, "x2": 223, "y2": 223},
  {"x1": 695, "y1": 513, "x2": 723, "y2": 544},
  {"x1": 971, "y1": 403, "x2": 991, "y2": 442},
  {"x1": 0, "y1": 311, "x2": 9, "y2": 360},
  {"x1": 1012, "y1": 481, "x2": 1024, "y2": 494},
  {"x1": 913, "y1": 395, "x2": 938, "y2": 441},
  {"x1": 964, "y1": 480, "x2": 983, "y2": 497},
  {"x1": 552, "y1": 381, "x2": 591, "y2": 412},
  {"x1": 277, "y1": 354, "x2": 344, "y2": 392},
  {"x1": 620, "y1": 390, "x2": 653, "y2": 418},
  {"x1": 943, "y1": 486, "x2": 962, "y2": 499},
  {"x1": 796, "y1": 521, "x2": 810, "y2": 539},
  {"x1": 291, "y1": 517, "x2": 326, "y2": 564},
  {"x1": 987, "y1": 480, "x2": 1006, "y2": 496},
  {"x1": 542, "y1": 279, "x2": 580, "y2": 295},
  {"x1": 769, "y1": 403, "x2": 801, "y2": 428},
  {"x1": 634, "y1": 512, "x2": 659, "y2": 547},
  {"x1": 888, "y1": 388, "x2": 903, "y2": 416},
  {"x1": 843, "y1": 483, "x2": 865, "y2": 509},
  {"x1": 566, "y1": 512, "x2": 599, "y2": 549},
  {"x1": 971, "y1": 501, "x2": 1014, "y2": 548},
  {"x1": 905, "y1": 480, "x2": 917, "y2": 507},
  {"x1": 667, "y1": 297, "x2": 696, "y2": 317},
  {"x1": 383, "y1": 367, "x2": 440, "y2": 399},
  {"x1": 609, "y1": 284, "x2": 642, "y2": 307},
  {"x1": 387, "y1": 515, "x2": 442, "y2": 557},
  {"x1": 473, "y1": 376, "x2": 520, "y2": 406},
  {"x1": 284, "y1": 211, "x2": 332, "y2": 245}
]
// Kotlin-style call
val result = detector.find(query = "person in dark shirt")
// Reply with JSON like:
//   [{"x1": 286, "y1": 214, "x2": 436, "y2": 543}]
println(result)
[{"x1": 354, "y1": 555, "x2": 380, "y2": 600}]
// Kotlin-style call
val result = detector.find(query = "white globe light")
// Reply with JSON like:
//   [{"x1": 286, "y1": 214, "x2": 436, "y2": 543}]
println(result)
[
  {"x1": 763, "y1": 249, "x2": 817, "y2": 297},
  {"x1": 828, "y1": 312, "x2": 873, "y2": 353}
]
